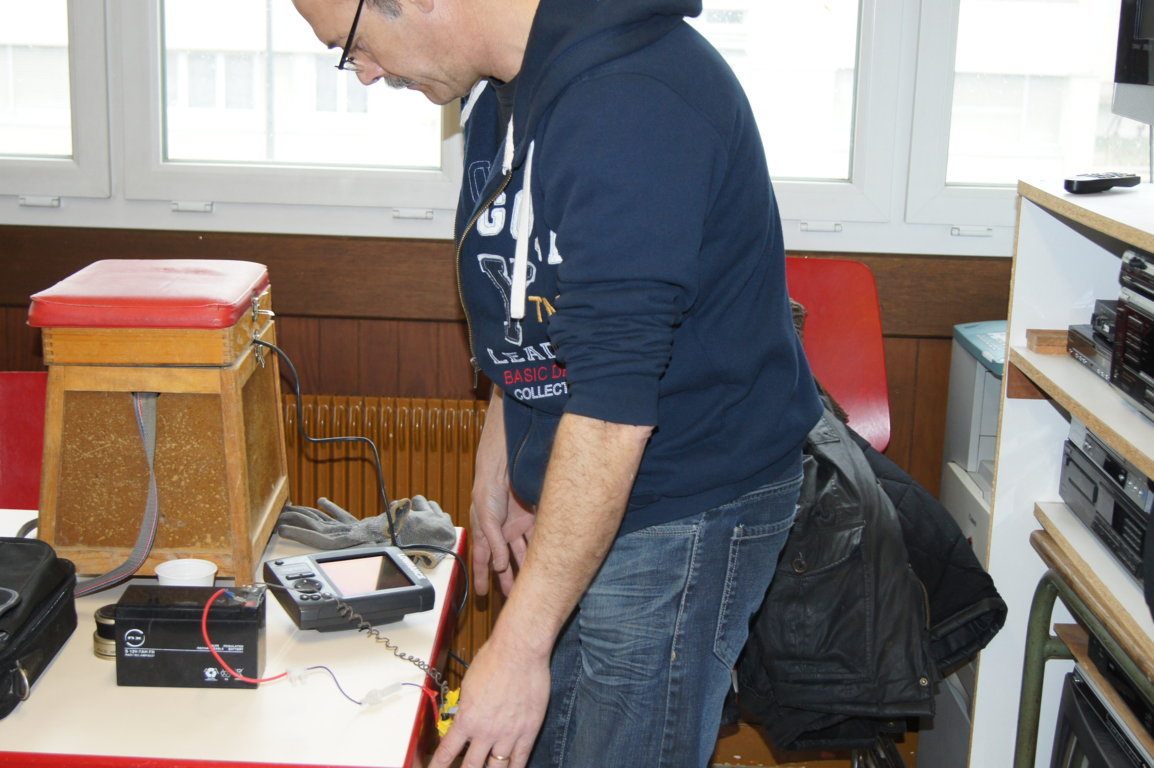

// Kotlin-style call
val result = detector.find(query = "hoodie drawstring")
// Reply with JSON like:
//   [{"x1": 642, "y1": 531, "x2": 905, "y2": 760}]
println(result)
[
  {"x1": 501, "y1": 117, "x2": 534, "y2": 323},
  {"x1": 510, "y1": 137, "x2": 535, "y2": 322}
]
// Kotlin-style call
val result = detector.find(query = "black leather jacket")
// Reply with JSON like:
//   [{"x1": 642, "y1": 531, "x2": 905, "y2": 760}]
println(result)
[{"x1": 735, "y1": 409, "x2": 1007, "y2": 751}]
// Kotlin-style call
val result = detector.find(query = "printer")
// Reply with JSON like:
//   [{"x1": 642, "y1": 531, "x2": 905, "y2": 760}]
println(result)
[{"x1": 938, "y1": 319, "x2": 1006, "y2": 569}]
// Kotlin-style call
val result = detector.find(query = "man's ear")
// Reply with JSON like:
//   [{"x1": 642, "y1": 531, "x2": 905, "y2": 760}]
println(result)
[{"x1": 410, "y1": 0, "x2": 435, "y2": 15}]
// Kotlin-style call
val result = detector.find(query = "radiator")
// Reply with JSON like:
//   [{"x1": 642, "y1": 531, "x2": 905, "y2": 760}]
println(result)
[{"x1": 282, "y1": 394, "x2": 501, "y2": 678}]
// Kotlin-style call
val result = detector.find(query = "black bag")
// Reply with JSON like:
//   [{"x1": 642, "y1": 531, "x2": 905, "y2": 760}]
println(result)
[{"x1": 0, "y1": 537, "x2": 77, "y2": 720}]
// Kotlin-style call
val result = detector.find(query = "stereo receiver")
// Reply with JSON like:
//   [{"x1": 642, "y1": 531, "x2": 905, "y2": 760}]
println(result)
[
  {"x1": 1112, "y1": 249, "x2": 1154, "y2": 420},
  {"x1": 1059, "y1": 420, "x2": 1152, "y2": 581}
]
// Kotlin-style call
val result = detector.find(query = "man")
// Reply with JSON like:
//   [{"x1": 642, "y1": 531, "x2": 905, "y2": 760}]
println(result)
[{"x1": 291, "y1": 1, "x2": 823, "y2": 766}]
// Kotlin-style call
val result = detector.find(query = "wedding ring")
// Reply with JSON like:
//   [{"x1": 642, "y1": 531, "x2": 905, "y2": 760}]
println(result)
[{"x1": 490, "y1": 756, "x2": 510, "y2": 763}]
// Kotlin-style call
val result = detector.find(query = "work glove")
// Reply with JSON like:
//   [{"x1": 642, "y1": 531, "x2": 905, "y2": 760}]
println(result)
[
  {"x1": 393, "y1": 495, "x2": 457, "y2": 566},
  {"x1": 275, "y1": 495, "x2": 456, "y2": 567}
]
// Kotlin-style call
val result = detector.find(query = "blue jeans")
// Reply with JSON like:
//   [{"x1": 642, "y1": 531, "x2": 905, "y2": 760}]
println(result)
[{"x1": 527, "y1": 460, "x2": 803, "y2": 768}]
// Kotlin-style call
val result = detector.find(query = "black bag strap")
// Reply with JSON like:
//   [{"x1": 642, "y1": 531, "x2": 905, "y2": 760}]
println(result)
[{"x1": 74, "y1": 392, "x2": 161, "y2": 597}]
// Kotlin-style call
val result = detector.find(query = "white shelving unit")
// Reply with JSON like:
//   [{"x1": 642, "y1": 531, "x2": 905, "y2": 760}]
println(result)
[{"x1": 968, "y1": 179, "x2": 1154, "y2": 766}]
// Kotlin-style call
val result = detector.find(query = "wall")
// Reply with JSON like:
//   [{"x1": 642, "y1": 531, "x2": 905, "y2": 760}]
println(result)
[{"x1": 0, "y1": 224, "x2": 1013, "y2": 494}]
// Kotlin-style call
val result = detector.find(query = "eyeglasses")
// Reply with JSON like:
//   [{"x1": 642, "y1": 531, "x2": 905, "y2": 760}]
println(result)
[{"x1": 336, "y1": 0, "x2": 367, "y2": 72}]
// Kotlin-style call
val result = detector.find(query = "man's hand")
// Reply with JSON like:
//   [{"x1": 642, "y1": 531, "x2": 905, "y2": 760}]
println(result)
[
  {"x1": 470, "y1": 389, "x2": 537, "y2": 597},
  {"x1": 429, "y1": 635, "x2": 550, "y2": 768},
  {"x1": 471, "y1": 480, "x2": 535, "y2": 596},
  {"x1": 439, "y1": 412, "x2": 652, "y2": 766}
]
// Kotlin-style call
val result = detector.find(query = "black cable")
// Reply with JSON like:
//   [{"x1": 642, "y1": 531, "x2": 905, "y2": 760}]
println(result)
[
  {"x1": 252, "y1": 338, "x2": 399, "y2": 546},
  {"x1": 251, "y1": 338, "x2": 473, "y2": 695},
  {"x1": 399, "y1": 543, "x2": 470, "y2": 617},
  {"x1": 254, "y1": 338, "x2": 472, "y2": 616}
]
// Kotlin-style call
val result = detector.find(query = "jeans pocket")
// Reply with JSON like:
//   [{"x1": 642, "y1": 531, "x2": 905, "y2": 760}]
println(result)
[{"x1": 712, "y1": 481, "x2": 800, "y2": 667}]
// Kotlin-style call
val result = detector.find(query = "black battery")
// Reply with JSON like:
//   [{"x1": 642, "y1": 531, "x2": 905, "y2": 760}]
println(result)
[{"x1": 114, "y1": 585, "x2": 266, "y2": 689}]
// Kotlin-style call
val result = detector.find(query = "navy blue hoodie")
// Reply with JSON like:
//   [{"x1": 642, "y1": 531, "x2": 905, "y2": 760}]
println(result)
[{"x1": 455, "y1": 0, "x2": 822, "y2": 534}]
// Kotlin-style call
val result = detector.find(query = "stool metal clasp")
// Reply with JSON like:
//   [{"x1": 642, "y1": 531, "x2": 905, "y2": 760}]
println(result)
[
  {"x1": 250, "y1": 293, "x2": 275, "y2": 368},
  {"x1": 250, "y1": 294, "x2": 275, "y2": 324}
]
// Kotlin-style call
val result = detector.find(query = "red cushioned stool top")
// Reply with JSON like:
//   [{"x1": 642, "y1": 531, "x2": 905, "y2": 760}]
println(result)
[{"x1": 28, "y1": 259, "x2": 271, "y2": 329}]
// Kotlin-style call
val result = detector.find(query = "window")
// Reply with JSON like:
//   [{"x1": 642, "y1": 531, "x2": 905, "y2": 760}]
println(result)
[
  {"x1": 0, "y1": 0, "x2": 1146, "y2": 252},
  {"x1": 0, "y1": 0, "x2": 108, "y2": 199},
  {"x1": 691, "y1": 0, "x2": 860, "y2": 182},
  {"x1": 907, "y1": 0, "x2": 1146, "y2": 232},
  {"x1": 118, "y1": 0, "x2": 459, "y2": 212},
  {"x1": 0, "y1": 1, "x2": 72, "y2": 158},
  {"x1": 946, "y1": 0, "x2": 1145, "y2": 186}
]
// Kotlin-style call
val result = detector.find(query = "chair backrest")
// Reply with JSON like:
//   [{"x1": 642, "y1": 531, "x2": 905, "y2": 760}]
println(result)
[
  {"x1": 0, "y1": 371, "x2": 48, "y2": 510},
  {"x1": 785, "y1": 257, "x2": 891, "y2": 452}
]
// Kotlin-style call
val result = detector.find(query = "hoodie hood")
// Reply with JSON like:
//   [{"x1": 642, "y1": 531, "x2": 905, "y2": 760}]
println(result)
[
  {"x1": 488, "y1": 0, "x2": 701, "y2": 321},
  {"x1": 508, "y1": 0, "x2": 701, "y2": 169}
]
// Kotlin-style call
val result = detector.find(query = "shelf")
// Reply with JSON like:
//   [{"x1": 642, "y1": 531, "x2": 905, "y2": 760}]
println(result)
[
  {"x1": 1053, "y1": 623, "x2": 1154, "y2": 759},
  {"x1": 1019, "y1": 180, "x2": 1154, "y2": 254},
  {"x1": 1034, "y1": 502, "x2": 1154, "y2": 681},
  {"x1": 1008, "y1": 346, "x2": 1154, "y2": 481},
  {"x1": 978, "y1": 179, "x2": 1154, "y2": 766}
]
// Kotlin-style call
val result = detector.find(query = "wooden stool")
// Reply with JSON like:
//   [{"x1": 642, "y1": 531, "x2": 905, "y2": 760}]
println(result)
[{"x1": 28, "y1": 260, "x2": 289, "y2": 584}]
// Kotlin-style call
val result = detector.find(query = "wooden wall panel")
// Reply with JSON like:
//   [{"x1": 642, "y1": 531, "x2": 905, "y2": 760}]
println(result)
[
  {"x1": 878, "y1": 337, "x2": 953, "y2": 496},
  {"x1": 908, "y1": 338, "x2": 954, "y2": 495},
  {"x1": 0, "y1": 225, "x2": 463, "y2": 322},
  {"x1": 272, "y1": 315, "x2": 477, "y2": 400},
  {"x1": 882, "y1": 337, "x2": 919, "y2": 474},
  {"x1": 0, "y1": 225, "x2": 1015, "y2": 496}
]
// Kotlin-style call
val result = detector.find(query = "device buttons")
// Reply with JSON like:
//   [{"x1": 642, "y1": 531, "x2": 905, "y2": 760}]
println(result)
[{"x1": 292, "y1": 578, "x2": 323, "y2": 593}]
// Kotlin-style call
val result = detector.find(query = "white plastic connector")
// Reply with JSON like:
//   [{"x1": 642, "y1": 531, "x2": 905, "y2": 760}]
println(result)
[
  {"x1": 287, "y1": 667, "x2": 310, "y2": 685},
  {"x1": 360, "y1": 682, "x2": 403, "y2": 707}
]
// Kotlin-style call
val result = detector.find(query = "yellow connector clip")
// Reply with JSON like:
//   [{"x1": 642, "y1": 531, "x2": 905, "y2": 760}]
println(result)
[{"x1": 437, "y1": 688, "x2": 460, "y2": 737}]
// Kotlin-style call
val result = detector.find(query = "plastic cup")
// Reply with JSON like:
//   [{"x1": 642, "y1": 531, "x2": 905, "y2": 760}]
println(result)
[{"x1": 154, "y1": 558, "x2": 218, "y2": 587}]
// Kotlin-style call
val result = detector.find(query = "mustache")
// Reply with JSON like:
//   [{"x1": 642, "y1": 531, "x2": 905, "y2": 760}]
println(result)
[{"x1": 384, "y1": 74, "x2": 418, "y2": 89}]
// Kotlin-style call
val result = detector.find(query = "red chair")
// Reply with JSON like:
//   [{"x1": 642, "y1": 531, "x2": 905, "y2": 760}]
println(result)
[
  {"x1": 0, "y1": 371, "x2": 48, "y2": 510},
  {"x1": 785, "y1": 256, "x2": 890, "y2": 452}
]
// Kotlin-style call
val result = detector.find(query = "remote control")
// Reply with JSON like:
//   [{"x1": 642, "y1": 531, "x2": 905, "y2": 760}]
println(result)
[{"x1": 1064, "y1": 172, "x2": 1141, "y2": 194}]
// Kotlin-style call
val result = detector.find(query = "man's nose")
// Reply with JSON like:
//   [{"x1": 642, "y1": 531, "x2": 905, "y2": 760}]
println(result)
[{"x1": 357, "y1": 60, "x2": 385, "y2": 86}]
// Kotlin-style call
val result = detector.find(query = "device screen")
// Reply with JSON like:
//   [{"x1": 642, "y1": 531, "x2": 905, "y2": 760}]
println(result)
[{"x1": 318, "y1": 554, "x2": 414, "y2": 596}]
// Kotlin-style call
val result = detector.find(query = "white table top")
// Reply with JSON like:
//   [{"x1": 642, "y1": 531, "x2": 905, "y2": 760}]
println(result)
[{"x1": 0, "y1": 509, "x2": 463, "y2": 768}]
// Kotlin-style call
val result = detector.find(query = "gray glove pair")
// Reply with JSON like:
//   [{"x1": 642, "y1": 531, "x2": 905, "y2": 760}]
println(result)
[{"x1": 276, "y1": 495, "x2": 455, "y2": 567}]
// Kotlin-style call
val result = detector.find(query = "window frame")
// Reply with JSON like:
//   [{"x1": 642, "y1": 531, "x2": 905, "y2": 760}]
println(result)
[
  {"x1": 0, "y1": 0, "x2": 110, "y2": 199},
  {"x1": 904, "y1": 0, "x2": 1020, "y2": 230},
  {"x1": 0, "y1": 0, "x2": 1077, "y2": 255},
  {"x1": 769, "y1": 0, "x2": 898, "y2": 226},
  {"x1": 112, "y1": 0, "x2": 463, "y2": 212}
]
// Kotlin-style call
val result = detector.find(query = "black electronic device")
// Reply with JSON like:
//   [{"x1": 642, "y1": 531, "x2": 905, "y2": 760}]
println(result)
[
  {"x1": 1064, "y1": 173, "x2": 1142, "y2": 194},
  {"x1": 1087, "y1": 632, "x2": 1154, "y2": 739},
  {"x1": 1113, "y1": 249, "x2": 1154, "y2": 420},
  {"x1": 1094, "y1": 299, "x2": 1119, "y2": 344},
  {"x1": 1114, "y1": 0, "x2": 1154, "y2": 125},
  {"x1": 1059, "y1": 423, "x2": 1152, "y2": 581},
  {"x1": 1068, "y1": 323, "x2": 1114, "y2": 381},
  {"x1": 263, "y1": 545, "x2": 435, "y2": 632},
  {"x1": 1070, "y1": 419, "x2": 1154, "y2": 514},
  {"x1": 1051, "y1": 669, "x2": 1154, "y2": 767}
]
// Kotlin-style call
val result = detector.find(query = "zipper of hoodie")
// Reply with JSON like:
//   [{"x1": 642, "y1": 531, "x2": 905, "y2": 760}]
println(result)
[{"x1": 456, "y1": 171, "x2": 514, "y2": 391}]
